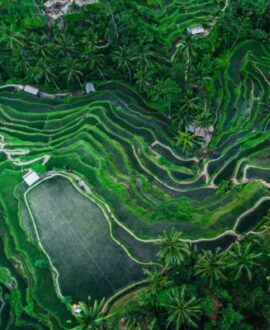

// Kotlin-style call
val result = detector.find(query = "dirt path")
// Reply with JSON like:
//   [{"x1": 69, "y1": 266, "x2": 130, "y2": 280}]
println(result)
[
  {"x1": 0, "y1": 134, "x2": 51, "y2": 167},
  {"x1": 204, "y1": 0, "x2": 230, "y2": 36}
]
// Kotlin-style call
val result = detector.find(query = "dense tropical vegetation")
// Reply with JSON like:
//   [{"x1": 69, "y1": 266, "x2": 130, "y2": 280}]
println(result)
[
  {"x1": 107, "y1": 232, "x2": 270, "y2": 329},
  {"x1": 1, "y1": 0, "x2": 270, "y2": 129},
  {"x1": 0, "y1": 0, "x2": 270, "y2": 329}
]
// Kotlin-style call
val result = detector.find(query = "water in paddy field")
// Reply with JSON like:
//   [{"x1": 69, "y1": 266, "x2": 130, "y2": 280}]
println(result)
[
  {"x1": 235, "y1": 199, "x2": 270, "y2": 234},
  {"x1": 23, "y1": 176, "x2": 147, "y2": 300}
]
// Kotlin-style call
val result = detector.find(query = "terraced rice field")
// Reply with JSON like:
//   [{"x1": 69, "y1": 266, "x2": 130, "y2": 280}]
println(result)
[
  {"x1": 149, "y1": 0, "x2": 224, "y2": 47},
  {"x1": 0, "y1": 39, "x2": 270, "y2": 328}
]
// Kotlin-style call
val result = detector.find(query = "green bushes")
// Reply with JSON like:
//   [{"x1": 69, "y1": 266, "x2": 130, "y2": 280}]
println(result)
[{"x1": 152, "y1": 198, "x2": 193, "y2": 221}]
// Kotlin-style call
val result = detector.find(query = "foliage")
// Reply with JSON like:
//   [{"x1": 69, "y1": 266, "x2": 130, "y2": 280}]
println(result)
[
  {"x1": 1, "y1": 1, "x2": 270, "y2": 329},
  {"x1": 157, "y1": 230, "x2": 191, "y2": 267},
  {"x1": 71, "y1": 297, "x2": 111, "y2": 330},
  {"x1": 108, "y1": 234, "x2": 270, "y2": 329},
  {"x1": 175, "y1": 131, "x2": 197, "y2": 152},
  {"x1": 164, "y1": 285, "x2": 202, "y2": 329},
  {"x1": 152, "y1": 198, "x2": 193, "y2": 221}
]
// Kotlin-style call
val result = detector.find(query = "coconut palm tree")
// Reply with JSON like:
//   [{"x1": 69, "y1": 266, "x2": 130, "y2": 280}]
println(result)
[
  {"x1": 33, "y1": 58, "x2": 58, "y2": 88},
  {"x1": 81, "y1": 29, "x2": 99, "y2": 49},
  {"x1": 173, "y1": 91, "x2": 201, "y2": 130},
  {"x1": 123, "y1": 269, "x2": 166, "y2": 329},
  {"x1": 194, "y1": 111, "x2": 213, "y2": 138},
  {"x1": 82, "y1": 47, "x2": 105, "y2": 80},
  {"x1": 54, "y1": 33, "x2": 78, "y2": 58},
  {"x1": 0, "y1": 24, "x2": 25, "y2": 51},
  {"x1": 143, "y1": 267, "x2": 169, "y2": 316},
  {"x1": 132, "y1": 45, "x2": 155, "y2": 70},
  {"x1": 180, "y1": 92, "x2": 201, "y2": 116},
  {"x1": 150, "y1": 78, "x2": 180, "y2": 118},
  {"x1": 157, "y1": 230, "x2": 191, "y2": 267},
  {"x1": 189, "y1": 63, "x2": 211, "y2": 95},
  {"x1": 122, "y1": 300, "x2": 157, "y2": 330},
  {"x1": 144, "y1": 268, "x2": 168, "y2": 295},
  {"x1": 227, "y1": 242, "x2": 262, "y2": 281},
  {"x1": 179, "y1": 33, "x2": 196, "y2": 78},
  {"x1": 99, "y1": 0, "x2": 119, "y2": 40},
  {"x1": 71, "y1": 298, "x2": 110, "y2": 330},
  {"x1": 60, "y1": 56, "x2": 83, "y2": 87},
  {"x1": 175, "y1": 131, "x2": 197, "y2": 152},
  {"x1": 28, "y1": 33, "x2": 52, "y2": 57},
  {"x1": 112, "y1": 46, "x2": 135, "y2": 83},
  {"x1": 165, "y1": 286, "x2": 202, "y2": 329},
  {"x1": 195, "y1": 248, "x2": 228, "y2": 288},
  {"x1": 134, "y1": 67, "x2": 155, "y2": 96},
  {"x1": 9, "y1": 50, "x2": 32, "y2": 77},
  {"x1": 194, "y1": 111, "x2": 212, "y2": 129}
]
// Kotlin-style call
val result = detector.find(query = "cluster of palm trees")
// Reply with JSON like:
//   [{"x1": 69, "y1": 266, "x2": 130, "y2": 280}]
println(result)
[
  {"x1": 174, "y1": 104, "x2": 213, "y2": 153},
  {"x1": 0, "y1": 9, "x2": 159, "y2": 93},
  {"x1": 0, "y1": 1, "x2": 216, "y2": 155},
  {"x1": 112, "y1": 44, "x2": 157, "y2": 95},
  {"x1": 0, "y1": 23, "x2": 107, "y2": 89},
  {"x1": 169, "y1": 35, "x2": 215, "y2": 152},
  {"x1": 70, "y1": 231, "x2": 269, "y2": 329}
]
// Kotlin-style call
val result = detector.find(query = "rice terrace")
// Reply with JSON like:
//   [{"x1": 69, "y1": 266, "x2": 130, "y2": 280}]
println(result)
[{"x1": 0, "y1": 0, "x2": 270, "y2": 329}]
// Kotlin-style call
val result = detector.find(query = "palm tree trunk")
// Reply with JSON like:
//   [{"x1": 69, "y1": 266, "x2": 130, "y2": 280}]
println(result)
[
  {"x1": 110, "y1": 14, "x2": 119, "y2": 39},
  {"x1": 98, "y1": 68, "x2": 105, "y2": 80},
  {"x1": 128, "y1": 66, "x2": 132, "y2": 84},
  {"x1": 52, "y1": 80, "x2": 60, "y2": 90}
]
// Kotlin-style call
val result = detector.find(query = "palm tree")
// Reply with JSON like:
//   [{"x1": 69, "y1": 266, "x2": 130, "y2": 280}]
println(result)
[
  {"x1": 179, "y1": 33, "x2": 196, "y2": 78},
  {"x1": 194, "y1": 111, "x2": 212, "y2": 128},
  {"x1": 60, "y1": 56, "x2": 83, "y2": 87},
  {"x1": 157, "y1": 230, "x2": 191, "y2": 267},
  {"x1": 123, "y1": 300, "x2": 156, "y2": 330},
  {"x1": 28, "y1": 33, "x2": 52, "y2": 57},
  {"x1": 71, "y1": 298, "x2": 110, "y2": 330},
  {"x1": 180, "y1": 92, "x2": 201, "y2": 116},
  {"x1": 9, "y1": 50, "x2": 32, "y2": 77},
  {"x1": 194, "y1": 111, "x2": 213, "y2": 138},
  {"x1": 144, "y1": 267, "x2": 168, "y2": 295},
  {"x1": 173, "y1": 91, "x2": 201, "y2": 130},
  {"x1": 150, "y1": 78, "x2": 180, "y2": 118},
  {"x1": 175, "y1": 131, "x2": 197, "y2": 152},
  {"x1": 33, "y1": 58, "x2": 58, "y2": 88},
  {"x1": 189, "y1": 63, "x2": 211, "y2": 95},
  {"x1": 227, "y1": 242, "x2": 262, "y2": 281},
  {"x1": 132, "y1": 45, "x2": 155, "y2": 70},
  {"x1": 123, "y1": 269, "x2": 166, "y2": 329},
  {"x1": 143, "y1": 267, "x2": 169, "y2": 316},
  {"x1": 54, "y1": 33, "x2": 78, "y2": 57},
  {"x1": 99, "y1": 0, "x2": 119, "y2": 40},
  {"x1": 0, "y1": 24, "x2": 25, "y2": 51},
  {"x1": 81, "y1": 29, "x2": 99, "y2": 49},
  {"x1": 112, "y1": 46, "x2": 135, "y2": 83},
  {"x1": 195, "y1": 248, "x2": 228, "y2": 288},
  {"x1": 165, "y1": 286, "x2": 202, "y2": 329},
  {"x1": 134, "y1": 67, "x2": 155, "y2": 96},
  {"x1": 82, "y1": 47, "x2": 105, "y2": 80}
]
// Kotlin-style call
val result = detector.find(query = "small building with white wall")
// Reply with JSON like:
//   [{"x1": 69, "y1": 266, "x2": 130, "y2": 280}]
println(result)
[
  {"x1": 187, "y1": 25, "x2": 205, "y2": 36},
  {"x1": 85, "y1": 82, "x2": 96, "y2": 94},
  {"x1": 23, "y1": 171, "x2": 40, "y2": 186},
  {"x1": 24, "y1": 85, "x2": 39, "y2": 96}
]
